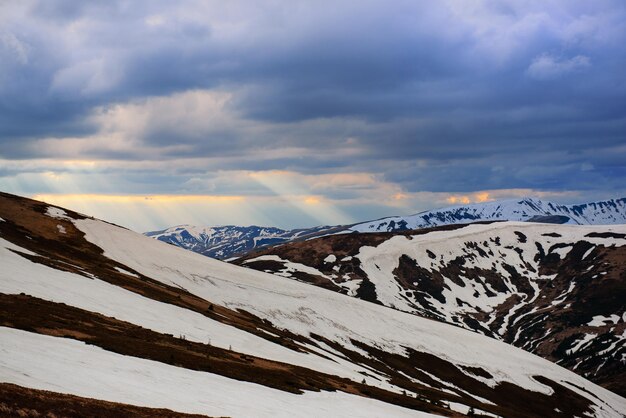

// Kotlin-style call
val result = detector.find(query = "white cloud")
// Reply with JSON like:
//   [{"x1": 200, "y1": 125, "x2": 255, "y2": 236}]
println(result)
[
  {"x1": 145, "y1": 14, "x2": 166, "y2": 27},
  {"x1": 51, "y1": 58, "x2": 123, "y2": 96},
  {"x1": 526, "y1": 53, "x2": 591, "y2": 80},
  {"x1": 0, "y1": 32, "x2": 29, "y2": 64}
]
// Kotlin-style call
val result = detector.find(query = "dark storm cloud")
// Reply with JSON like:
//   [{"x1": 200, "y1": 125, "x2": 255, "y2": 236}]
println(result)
[{"x1": 0, "y1": 0, "x2": 625, "y2": 196}]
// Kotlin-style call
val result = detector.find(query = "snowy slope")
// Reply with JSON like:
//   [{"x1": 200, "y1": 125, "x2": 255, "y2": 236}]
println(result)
[
  {"x1": 1, "y1": 193, "x2": 626, "y2": 417},
  {"x1": 0, "y1": 236, "x2": 377, "y2": 380},
  {"x1": 240, "y1": 222, "x2": 626, "y2": 396},
  {"x1": 79, "y1": 217, "x2": 626, "y2": 412},
  {"x1": 1, "y1": 328, "x2": 432, "y2": 418},
  {"x1": 351, "y1": 197, "x2": 626, "y2": 232}
]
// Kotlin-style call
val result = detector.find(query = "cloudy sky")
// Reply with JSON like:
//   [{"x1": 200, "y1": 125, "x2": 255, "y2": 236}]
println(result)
[{"x1": 1, "y1": 1, "x2": 625, "y2": 231}]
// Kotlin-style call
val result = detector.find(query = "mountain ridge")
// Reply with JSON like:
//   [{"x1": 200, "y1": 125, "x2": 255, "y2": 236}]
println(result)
[
  {"x1": 145, "y1": 223, "x2": 348, "y2": 259},
  {"x1": 145, "y1": 197, "x2": 626, "y2": 260},
  {"x1": 351, "y1": 197, "x2": 626, "y2": 232}
]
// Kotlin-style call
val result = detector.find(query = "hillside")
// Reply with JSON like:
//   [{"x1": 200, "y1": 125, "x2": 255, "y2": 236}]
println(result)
[
  {"x1": 1, "y1": 192, "x2": 625, "y2": 416},
  {"x1": 239, "y1": 221, "x2": 626, "y2": 397}
]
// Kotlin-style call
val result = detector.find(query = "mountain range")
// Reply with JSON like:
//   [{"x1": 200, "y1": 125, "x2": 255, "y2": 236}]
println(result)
[
  {"x1": 2, "y1": 191, "x2": 626, "y2": 416},
  {"x1": 146, "y1": 197, "x2": 626, "y2": 260},
  {"x1": 145, "y1": 224, "x2": 346, "y2": 260},
  {"x1": 351, "y1": 197, "x2": 626, "y2": 232}
]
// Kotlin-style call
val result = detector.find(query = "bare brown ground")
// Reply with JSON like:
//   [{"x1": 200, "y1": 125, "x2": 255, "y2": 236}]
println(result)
[{"x1": 0, "y1": 382, "x2": 215, "y2": 418}]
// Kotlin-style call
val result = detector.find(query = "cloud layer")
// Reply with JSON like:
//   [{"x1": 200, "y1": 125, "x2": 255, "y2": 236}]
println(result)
[{"x1": 1, "y1": 1, "x2": 625, "y2": 229}]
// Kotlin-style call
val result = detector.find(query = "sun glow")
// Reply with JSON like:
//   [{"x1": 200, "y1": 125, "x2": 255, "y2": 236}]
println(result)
[
  {"x1": 248, "y1": 171, "x2": 352, "y2": 225},
  {"x1": 446, "y1": 192, "x2": 494, "y2": 205},
  {"x1": 32, "y1": 194, "x2": 244, "y2": 204},
  {"x1": 31, "y1": 194, "x2": 250, "y2": 232}
]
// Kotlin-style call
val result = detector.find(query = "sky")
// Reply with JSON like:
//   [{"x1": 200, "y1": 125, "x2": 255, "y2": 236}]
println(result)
[{"x1": 1, "y1": 1, "x2": 625, "y2": 231}]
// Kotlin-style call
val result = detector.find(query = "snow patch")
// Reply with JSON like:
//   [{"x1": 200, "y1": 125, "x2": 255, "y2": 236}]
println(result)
[
  {"x1": 582, "y1": 247, "x2": 595, "y2": 260},
  {"x1": 551, "y1": 245, "x2": 572, "y2": 259},
  {"x1": 587, "y1": 315, "x2": 621, "y2": 327},
  {"x1": 114, "y1": 266, "x2": 139, "y2": 278},
  {"x1": 566, "y1": 334, "x2": 597, "y2": 355},
  {"x1": 45, "y1": 206, "x2": 71, "y2": 220}
]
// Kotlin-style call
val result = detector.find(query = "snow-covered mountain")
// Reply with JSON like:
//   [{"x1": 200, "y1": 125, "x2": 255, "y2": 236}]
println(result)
[
  {"x1": 239, "y1": 221, "x2": 626, "y2": 397},
  {"x1": 146, "y1": 197, "x2": 626, "y2": 260},
  {"x1": 2, "y1": 191, "x2": 626, "y2": 417},
  {"x1": 351, "y1": 197, "x2": 626, "y2": 232},
  {"x1": 145, "y1": 224, "x2": 348, "y2": 259}
]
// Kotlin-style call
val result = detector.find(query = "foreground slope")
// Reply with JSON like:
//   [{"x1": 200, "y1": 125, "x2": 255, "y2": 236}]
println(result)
[
  {"x1": 1, "y1": 192, "x2": 625, "y2": 417},
  {"x1": 240, "y1": 222, "x2": 626, "y2": 396}
]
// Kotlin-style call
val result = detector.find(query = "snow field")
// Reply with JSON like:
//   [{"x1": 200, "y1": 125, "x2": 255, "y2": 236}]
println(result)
[
  {"x1": 73, "y1": 218, "x2": 626, "y2": 414},
  {"x1": 0, "y1": 327, "x2": 435, "y2": 418}
]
